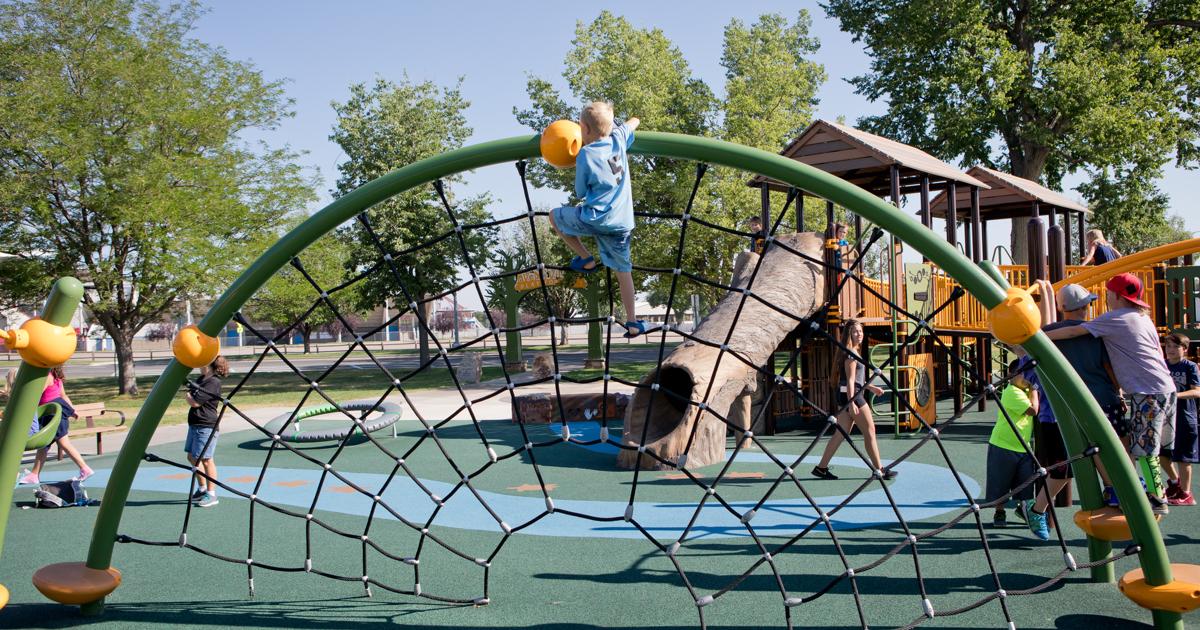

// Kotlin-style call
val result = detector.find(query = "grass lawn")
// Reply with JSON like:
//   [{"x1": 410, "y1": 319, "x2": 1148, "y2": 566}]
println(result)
[
  {"x1": 62, "y1": 366, "x2": 509, "y2": 428},
  {"x1": 565, "y1": 360, "x2": 657, "y2": 383}
]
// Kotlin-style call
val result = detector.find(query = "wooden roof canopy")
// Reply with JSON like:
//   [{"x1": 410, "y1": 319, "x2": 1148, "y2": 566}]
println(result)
[
  {"x1": 748, "y1": 119, "x2": 989, "y2": 195},
  {"x1": 927, "y1": 166, "x2": 1090, "y2": 220}
]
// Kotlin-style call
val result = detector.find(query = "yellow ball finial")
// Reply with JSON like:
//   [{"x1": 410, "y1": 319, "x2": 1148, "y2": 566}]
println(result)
[
  {"x1": 172, "y1": 325, "x2": 220, "y2": 369},
  {"x1": 0, "y1": 319, "x2": 77, "y2": 368},
  {"x1": 988, "y1": 287, "x2": 1042, "y2": 345},
  {"x1": 540, "y1": 120, "x2": 582, "y2": 169}
]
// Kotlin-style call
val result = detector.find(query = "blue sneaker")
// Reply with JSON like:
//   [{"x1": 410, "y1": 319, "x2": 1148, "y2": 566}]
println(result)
[
  {"x1": 568, "y1": 256, "x2": 598, "y2": 274},
  {"x1": 1102, "y1": 486, "x2": 1120, "y2": 508},
  {"x1": 623, "y1": 320, "x2": 648, "y2": 339},
  {"x1": 195, "y1": 493, "x2": 219, "y2": 508},
  {"x1": 1026, "y1": 502, "x2": 1050, "y2": 541}
]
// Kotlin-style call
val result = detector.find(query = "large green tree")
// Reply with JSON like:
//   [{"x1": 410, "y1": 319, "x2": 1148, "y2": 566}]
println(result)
[
  {"x1": 515, "y1": 11, "x2": 825, "y2": 310},
  {"x1": 244, "y1": 220, "x2": 355, "y2": 354},
  {"x1": 0, "y1": 0, "x2": 314, "y2": 394},
  {"x1": 333, "y1": 77, "x2": 493, "y2": 365},
  {"x1": 824, "y1": 0, "x2": 1200, "y2": 260}
]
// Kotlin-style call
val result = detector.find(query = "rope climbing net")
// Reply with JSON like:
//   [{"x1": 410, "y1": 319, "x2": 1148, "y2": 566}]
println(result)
[{"x1": 118, "y1": 159, "x2": 1135, "y2": 629}]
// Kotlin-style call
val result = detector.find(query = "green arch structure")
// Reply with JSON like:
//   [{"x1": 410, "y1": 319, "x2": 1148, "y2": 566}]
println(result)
[{"x1": 70, "y1": 132, "x2": 1182, "y2": 628}]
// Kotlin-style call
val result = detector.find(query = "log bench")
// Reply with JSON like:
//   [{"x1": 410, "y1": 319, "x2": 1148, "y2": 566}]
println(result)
[
  {"x1": 512, "y1": 392, "x2": 629, "y2": 424},
  {"x1": 57, "y1": 402, "x2": 126, "y2": 459}
]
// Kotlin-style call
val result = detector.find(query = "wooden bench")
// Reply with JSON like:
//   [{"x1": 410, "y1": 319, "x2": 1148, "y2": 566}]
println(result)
[{"x1": 57, "y1": 402, "x2": 126, "y2": 459}]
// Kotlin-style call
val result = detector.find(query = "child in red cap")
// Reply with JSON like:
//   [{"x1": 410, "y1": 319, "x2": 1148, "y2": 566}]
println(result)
[{"x1": 1046, "y1": 273, "x2": 1176, "y2": 515}]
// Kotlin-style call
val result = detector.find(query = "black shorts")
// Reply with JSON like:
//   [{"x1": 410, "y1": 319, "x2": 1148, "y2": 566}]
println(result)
[
  {"x1": 986, "y1": 444, "x2": 1036, "y2": 503},
  {"x1": 837, "y1": 392, "x2": 867, "y2": 409},
  {"x1": 1034, "y1": 421, "x2": 1074, "y2": 480},
  {"x1": 43, "y1": 397, "x2": 74, "y2": 441},
  {"x1": 1101, "y1": 401, "x2": 1129, "y2": 438}
]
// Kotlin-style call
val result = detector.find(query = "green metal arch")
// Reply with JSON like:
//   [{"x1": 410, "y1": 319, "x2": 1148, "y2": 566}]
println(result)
[{"x1": 79, "y1": 132, "x2": 1180, "y2": 628}]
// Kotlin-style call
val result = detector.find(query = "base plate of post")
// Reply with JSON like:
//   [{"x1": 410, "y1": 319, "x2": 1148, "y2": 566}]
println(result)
[{"x1": 32, "y1": 562, "x2": 121, "y2": 606}]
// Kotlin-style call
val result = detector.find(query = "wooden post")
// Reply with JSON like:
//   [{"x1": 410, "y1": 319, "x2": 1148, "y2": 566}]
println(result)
[
  {"x1": 1063, "y1": 210, "x2": 1074, "y2": 266},
  {"x1": 1077, "y1": 212, "x2": 1086, "y2": 263},
  {"x1": 760, "y1": 183, "x2": 771, "y2": 235},
  {"x1": 970, "y1": 185, "x2": 982, "y2": 264},
  {"x1": 796, "y1": 189, "x2": 805, "y2": 231},
  {"x1": 946, "y1": 182, "x2": 958, "y2": 249}
]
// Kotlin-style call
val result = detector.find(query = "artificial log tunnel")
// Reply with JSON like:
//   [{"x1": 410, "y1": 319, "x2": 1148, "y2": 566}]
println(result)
[{"x1": 619, "y1": 232, "x2": 826, "y2": 470}]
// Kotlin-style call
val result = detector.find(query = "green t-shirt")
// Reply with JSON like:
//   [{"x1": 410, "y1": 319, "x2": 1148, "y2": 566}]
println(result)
[{"x1": 989, "y1": 383, "x2": 1035, "y2": 453}]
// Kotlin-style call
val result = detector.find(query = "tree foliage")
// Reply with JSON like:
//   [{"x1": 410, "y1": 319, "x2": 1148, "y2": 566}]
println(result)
[
  {"x1": 0, "y1": 0, "x2": 315, "y2": 393},
  {"x1": 332, "y1": 77, "x2": 494, "y2": 364},
  {"x1": 515, "y1": 11, "x2": 825, "y2": 309},
  {"x1": 824, "y1": 0, "x2": 1200, "y2": 257},
  {"x1": 245, "y1": 221, "x2": 354, "y2": 353}
]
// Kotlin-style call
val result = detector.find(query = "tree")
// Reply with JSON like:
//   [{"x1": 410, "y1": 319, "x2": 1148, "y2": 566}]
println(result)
[
  {"x1": 1075, "y1": 165, "x2": 1193, "y2": 252},
  {"x1": 0, "y1": 0, "x2": 315, "y2": 394},
  {"x1": 824, "y1": 0, "x2": 1200, "y2": 260},
  {"x1": 245, "y1": 224, "x2": 354, "y2": 353},
  {"x1": 333, "y1": 77, "x2": 494, "y2": 366},
  {"x1": 515, "y1": 11, "x2": 824, "y2": 309}
]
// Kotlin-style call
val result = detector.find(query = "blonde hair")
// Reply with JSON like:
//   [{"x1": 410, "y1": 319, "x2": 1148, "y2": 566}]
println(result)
[
  {"x1": 1085, "y1": 228, "x2": 1105, "y2": 244},
  {"x1": 580, "y1": 101, "x2": 614, "y2": 136}
]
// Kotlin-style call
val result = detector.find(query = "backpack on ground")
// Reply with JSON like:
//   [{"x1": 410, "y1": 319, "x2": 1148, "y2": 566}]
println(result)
[{"x1": 34, "y1": 480, "x2": 89, "y2": 508}]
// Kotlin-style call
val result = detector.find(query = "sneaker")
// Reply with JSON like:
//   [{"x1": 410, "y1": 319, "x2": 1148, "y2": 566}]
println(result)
[
  {"x1": 881, "y1": 468, "x2": 898, "y2": 480},
  {"x1": 1102, "y1": 486, "x2": 1120, "y2": 508},
  {"x1": 76, "y1": 467, "x2": 94, "y2": 482},
  {"x1": 18, "y1": 471, "x2": 39, "y2": 485},
  {"x1": 1166, "y1": 482, "x2": 1184, "y2": 501},
  {"x1": 1147, "y1": 494, "x2": 1170, "y2": 516},
  {"x1": 1169, "y1": 491, "x2": 1196, "y2": 506},
  {"x1": 195, "y1": 493, "x2": 219, "y2": 508},
  {"x1": 1026, "y1": 506, "x2": 1051, "y2": 541},
  {"x1": 190, "y1": 488, "x2": 207, "y2": 501},
  {"x1": 992, "y1": 510, "x2": 1007, "y2": 528},
  {"x1": 811, "y1": 466, "x2": 839, "y2": 481}
]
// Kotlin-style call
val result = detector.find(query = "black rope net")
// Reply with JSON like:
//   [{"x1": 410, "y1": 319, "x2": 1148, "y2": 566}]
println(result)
[{"x1": 117, "y1": 160, "x2": 1135, "y2": 629}]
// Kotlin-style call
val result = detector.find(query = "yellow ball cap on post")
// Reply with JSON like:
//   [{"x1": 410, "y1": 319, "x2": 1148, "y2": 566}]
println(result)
[
  {"x1": 172, "y1": 325, "x2": 220, "y2": 369},
  {"x1": 988, "y1": 286, "x2": 1042, "y2": 345},
  {"x1": 540, "y1": 120, "x2": 582, "y2": 169},
  {"x1": 0, "y1": 319, "x2": 77, "y2": 368}
]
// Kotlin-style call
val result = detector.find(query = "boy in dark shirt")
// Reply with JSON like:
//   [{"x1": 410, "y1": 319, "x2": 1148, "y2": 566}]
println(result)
[
  {"x1": 1164, "y1": 332, "x2": 1200, "y2": 505},
  {"x1": 185, "y1": 355, "x2": 228, "y2": 508}
]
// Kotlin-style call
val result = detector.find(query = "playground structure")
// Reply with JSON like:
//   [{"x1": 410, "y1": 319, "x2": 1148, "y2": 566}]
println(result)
[
  {"x1": 0, "y1": 125, "x2": 1196, "y2": 627},
  {"x1": 749, "y1": 120, "x2": 1200, "y2": 434}
]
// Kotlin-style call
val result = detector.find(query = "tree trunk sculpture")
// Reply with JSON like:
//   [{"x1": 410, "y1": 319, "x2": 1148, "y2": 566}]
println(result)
[{"x1": 619, "y1": 232, "x2": 825, "y2": 470}]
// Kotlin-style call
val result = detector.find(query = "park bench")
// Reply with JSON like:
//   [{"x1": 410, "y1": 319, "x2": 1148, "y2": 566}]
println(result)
[{"x1": 57, "y1": 402, "x2": 126, "y2": 459}]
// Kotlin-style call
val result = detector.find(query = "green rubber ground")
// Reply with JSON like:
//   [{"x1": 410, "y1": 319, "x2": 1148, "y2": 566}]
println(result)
[{"x1": 2, "y1": 400, "x2": 1195, "y2": 629}]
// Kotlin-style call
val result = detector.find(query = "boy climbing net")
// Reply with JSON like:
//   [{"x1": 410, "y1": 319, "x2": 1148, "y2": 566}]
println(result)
[{"x1": 548, "y1": 101, "x2": 643, "y2": 337}]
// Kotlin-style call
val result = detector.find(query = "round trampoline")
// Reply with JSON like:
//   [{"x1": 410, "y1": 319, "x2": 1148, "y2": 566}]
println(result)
[{"x1": 261, "y1": 401, "x2": 404, "y2": 443}]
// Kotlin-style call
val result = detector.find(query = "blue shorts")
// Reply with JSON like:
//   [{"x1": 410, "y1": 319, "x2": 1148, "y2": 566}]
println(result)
[
  {"x1": 551, "y1": 205, "x2": 633, "y2": 273},
  {"x1": 185, "y1": 425, "x2": 219, "y2": 460}
]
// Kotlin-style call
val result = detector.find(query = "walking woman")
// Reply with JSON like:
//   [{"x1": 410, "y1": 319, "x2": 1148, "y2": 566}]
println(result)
[
  {"x1": 812, "y1": 319, "x2": 895, "y2": 480},
  {"x1": 19, "y1": 366, "x2": 93, "y2": 484}
]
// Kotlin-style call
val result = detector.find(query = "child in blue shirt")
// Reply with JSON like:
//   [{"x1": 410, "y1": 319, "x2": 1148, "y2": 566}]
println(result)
[{"x1": 550, "y1": 102, "x2": 643, "y2": 337}]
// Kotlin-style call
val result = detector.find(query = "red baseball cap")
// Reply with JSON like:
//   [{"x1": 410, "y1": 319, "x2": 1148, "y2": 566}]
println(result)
[{"x1": 1105, "y1": 273, "x2": 1150, "y2": 309}]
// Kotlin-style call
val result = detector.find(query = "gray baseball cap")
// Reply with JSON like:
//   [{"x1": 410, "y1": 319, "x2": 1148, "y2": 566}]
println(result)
[{"x1": 1058, "y1": 284, "x2": 1098, "y2": 311}]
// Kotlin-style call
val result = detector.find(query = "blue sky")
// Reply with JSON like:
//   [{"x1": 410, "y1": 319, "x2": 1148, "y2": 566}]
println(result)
[{"x1": 190, "y1": 0, "x2": 1196, "y2": 236}]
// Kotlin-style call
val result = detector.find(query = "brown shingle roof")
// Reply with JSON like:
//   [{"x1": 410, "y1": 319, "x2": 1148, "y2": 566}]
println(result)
[
  {"x1": 749, "y1": 120, "x2": 988, "y2": 195},
  {"x1": 927, "y1": 166, "x2": 1089, "y2": 220}
]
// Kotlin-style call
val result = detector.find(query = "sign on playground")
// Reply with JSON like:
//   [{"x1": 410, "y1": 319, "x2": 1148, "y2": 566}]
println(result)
[
  {"x1": 905, "y1": 263, "x2": 936, "y2": 320},
  {"x1": 514, "y1": 268, "x2": 587, "y2": 292}
]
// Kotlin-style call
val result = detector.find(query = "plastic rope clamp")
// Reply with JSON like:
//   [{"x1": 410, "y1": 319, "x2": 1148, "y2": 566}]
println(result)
[
  {"x1": 487, "y1": 447, "x2": 497, "y2": 463},
  {"x1": 545, "y1": 497, "x2": 555, "y2": 513},
  {"x1": 922, "y1": 598, "x2": 935, "y2": 618},
  {"x1": 667, "y1": 542, "x2": 680, "y2": 556},
  {"x1": 1064, "y1": 552, "x2": 1077, "y2": 571},
  {"x1": 741, "y1": 509, "x2": 756, "y2": 523},
  {"x1": 305, "y1": 559, "x2": 312, "y2": 572},
  {"x1": 599, "y1": 426, "x2": 609, "y2": 441},
  {"x1": 696, "y1": 595, "x2": 714, "y2": 608},
  {"x1": 624, "y1": 505, "x2": 634, "y2": 522},
  {"x1": 179, "y1": 533, "x2": 187, "y2": 547}
]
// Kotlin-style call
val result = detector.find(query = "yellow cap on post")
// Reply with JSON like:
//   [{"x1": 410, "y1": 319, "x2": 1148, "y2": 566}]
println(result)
[
  {"x1": 172, "y1": 325, "x2": 220, "y2": 368},
  {"x1": 988, "y1": 286, "x2": 1041, "y2": 345},
  {"x1": 540, "y1": 120, "x2": 582, "y2": 169},
  {"x1": 0, "y1": 319, "x2": 77, "y2": 368}
]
